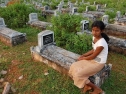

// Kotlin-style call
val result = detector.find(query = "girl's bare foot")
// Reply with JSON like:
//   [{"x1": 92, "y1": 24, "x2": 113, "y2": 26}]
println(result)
[
  {"x1": 83, "y1": 85, "x2": 92, "y2": 93},
  {"x1": 89, "y1": 87, "x2": 102, "y2": 94}
]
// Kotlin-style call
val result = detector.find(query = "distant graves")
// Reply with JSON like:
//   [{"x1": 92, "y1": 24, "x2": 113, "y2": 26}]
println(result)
[
  {"x1": 0, "y1": 18, "x2": 27, "y2": 46},
  {"x1": 28, "y1": 13, "x2": 51, "y2": 30},
  {"x1": 114, "y1": 11, "x2": 126, "y2": 26}
]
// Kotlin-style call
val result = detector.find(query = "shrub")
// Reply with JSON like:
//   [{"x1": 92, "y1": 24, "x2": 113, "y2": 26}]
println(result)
[{"x1": 0, "y1": 3, "x2": 38, "y2": 28}]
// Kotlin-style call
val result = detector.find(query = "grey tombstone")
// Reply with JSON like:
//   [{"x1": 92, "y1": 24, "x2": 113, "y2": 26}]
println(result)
[
  {"x1": 72, "y1": 7, "x2": 78, "y2": 14},
  {"x1": 44, "y1": 5, "x2": 49, "y2": 11},
  {"x1": 0, "y1": 18, "x2": 26, "y2": 46},
  {"x1": 0, "y1": 18, "x2": 6, "y2": 28},
  {"x1": 57, "y1": 4, "x2": 62, "y2": 12},
  {"x1": 81, "y1": 20, "x2": 89, "y2": 32},
  {"x1": 0, "y1": 2, "x2": 6, "y2": 7},
  {"x1": 36, "y1": 30, "x2": 54, "y2": 53},
  {"x1": 28, "y1": 13, "x2": 38, "y2": 23},
  {"x1": 102, "y1": 15, "x2": 109, "y2": 25},
  {"x1": 116, "y1": 11, "x2": 121, "y2": 20}
]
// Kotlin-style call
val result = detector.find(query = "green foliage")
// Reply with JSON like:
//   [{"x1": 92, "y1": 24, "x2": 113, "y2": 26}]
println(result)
[
  {"x1": 51, "y1": 14, "x2": 83, "y2": 33},
  {"x1": 49, "y1": 14, "x2": 92, "y2": 54},
  {"x1": 0, "y1": 3, "x2": 37, "y2": 28}
]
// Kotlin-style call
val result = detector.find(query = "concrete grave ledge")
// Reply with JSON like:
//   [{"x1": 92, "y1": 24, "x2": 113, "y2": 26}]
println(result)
[
  {"x1": 42, "y1": 10, "x2": 55, "y2": 14},
  {"x1": 114, "y1": 18, "x2": 126, "y2": 26},
  {"x1": 105, "y1": 24, "x2": 126, "y2": 36},
  {"x1": 86, "y1": 11, "x2": 105, "y2": 18},
  {"x1": 30, "y1": 45, "x2": 112, "y2": 87},
  {"x1": 28, "y1": 21, "x2": 51, "y2": 30},
  {"x1": 108, "y1": 36, "x2": 126, "y2": 55},
  {"x1": 0, "y1": 27, "x2": 26, "y2": 46}
]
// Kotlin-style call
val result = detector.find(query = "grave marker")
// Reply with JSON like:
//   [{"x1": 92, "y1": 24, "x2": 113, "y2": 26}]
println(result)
[
  {"x1": 72, "y1": 7, "x2": 78, "y2": 14},
  {"x1": 102, "y1": 15, "x2": 109, "y2": 25},
  {"x1": 28, "y1": 13, "x2": 38, "y2": 23},
  {"x1": 36, "y1": 30, "x2": 54, "y2": 52},
  {"x1": 0, "y1": 18, "x2": 6, "y2": 28},
  {"x1": 85, "y1": 6, "x2": 89, "y2": 12},
  {"x1": 81, "y1": 20, "x2": 89, "y2": 32},
  {"x1": 116, "y1": 11, "x2": 121, "y2": 20}
]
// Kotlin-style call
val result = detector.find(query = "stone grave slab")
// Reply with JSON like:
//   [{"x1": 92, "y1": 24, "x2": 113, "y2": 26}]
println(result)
[
  {"x1": 0, "y1": 27, "x2": 26, "y2": 46},
  {"x1": 28, "y1": 13, "x2": 51, "y2": 30}
]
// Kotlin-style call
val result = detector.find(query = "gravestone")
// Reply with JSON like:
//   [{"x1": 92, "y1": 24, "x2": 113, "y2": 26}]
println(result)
[
  {"x1": 0, "y1": 18, "x2": 6, "y2": 28},
  {"x1": 0, "y1": 18, "x2": 26, "y2": 46},
  {"x1": 116, "y1": 11, "x2": 121, "y2": 21},
  {"x1": 57, "y1": 4, "x2": 62, "y2": 12},
  {"x1": 85, "y1": 6, "x2": 89, "y2": 12},
  {"x1": 35, "y1": 30, "x2": 54, "y2": 53},
  {"x1": 82, "y1": 0, "x2": 84, "y2": 3},
  {"x1": 72, "y1": 7, "x2": 78, "y2": 14},
  {"x1": 96, "y1": 4, "x2": 100, "y2": 11},
  {"x1": 28, "y1": 13, "x2": 38, "y2": 23},
  {"x1": 81, "y1": 20, "x2": 89, "y2": 32},
  {"x1": 75, "y1": 0, "x2": 78, "y2": 5},
  {"x1": 94, "y1": 1, "x2": 96, "y2": 5},
  {"x1": 104, "y1": 4, "x2": 107, "y2": 8},
  {"x1": 54, "y1": 10, "x2": 60, "y2": 16},
  {"x1": 44, "y1": 5, "x2": 49, "y2": 11},
  {"x1": 102, "y1": 15, "x2": 109, "y2": 25}
]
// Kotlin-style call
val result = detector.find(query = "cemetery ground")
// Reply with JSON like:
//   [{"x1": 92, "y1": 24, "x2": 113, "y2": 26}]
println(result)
[{"x1": 0, "y1": 26, "x2": 126, "y2": 94}]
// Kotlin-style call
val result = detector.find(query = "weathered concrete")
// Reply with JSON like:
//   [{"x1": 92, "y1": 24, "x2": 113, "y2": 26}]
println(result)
[
  {"x1": 30, "y1": 45, "x2": 112, "y2": 87},
  {"x1": 85, "y1": 11, "x2": 105, "y2": 18},
  {"x1": 0, "y1": 27, "x2": 26, "y2": 46},
  {"x1": 105, "y1": 24, "x2": 126, "y2": 36},
  {"x1": 28, "y1": 21, "x2": 51, "y2": 30},
  {"x1": 108, "y1": 36, "x2": 126, "y2": 55}
]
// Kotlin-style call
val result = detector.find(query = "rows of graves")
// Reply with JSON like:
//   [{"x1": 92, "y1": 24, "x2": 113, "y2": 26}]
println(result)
[
  {"x1": 28, "y1": 0, "x2": 115, "y2": 88},
  {"x1": 0, "y1": 0, "x2": 126, "y2": 93}
]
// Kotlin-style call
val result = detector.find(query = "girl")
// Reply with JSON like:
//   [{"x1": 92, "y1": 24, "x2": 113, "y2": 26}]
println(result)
[{"x1": 69, "y1": 20, "x2": 109, "y2": 94}]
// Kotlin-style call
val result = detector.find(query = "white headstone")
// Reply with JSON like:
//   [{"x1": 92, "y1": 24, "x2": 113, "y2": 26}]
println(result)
[
  {"x1": 94, "y1": 1, "x2": 96, "y2": 5},
  {"x1": 102, "y1": 15, "x2": 109, "y2": 25},
  {"x1": 86, "y1": 6, "x2": 89, "y2": 12},
  {"x1": 81, "y1": 20, "x2": 89, "y2": 31},
  {"x1": 82, "y1": 0, "x2": 84, "y2": 3},
  {"x1": 37, "y1": 30, "x2": 54, "y2": 52},
  {"x1": 29, "y1": 13, "x2": 38, "y2": 23},
  {"x1": 75, "y1": 0, "x2": 78, "y2": 5},
  {"x1": 96, "y1": 4, "x2": 100, "y2": 11},
  {"x1": 104, "y1": 4, "x2": 107, "y2": 8},
  {"x1": 0, "y1": 18, "x2": 6, "y2": 27}
]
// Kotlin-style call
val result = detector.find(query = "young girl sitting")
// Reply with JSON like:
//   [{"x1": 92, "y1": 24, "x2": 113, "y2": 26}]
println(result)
[{"x1": 69, "y1": 20, "x2": 109, "y2": 94}]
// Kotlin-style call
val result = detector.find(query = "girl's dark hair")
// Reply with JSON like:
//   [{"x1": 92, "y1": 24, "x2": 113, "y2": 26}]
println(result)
[{"x1": 91, "y1": 20, "x2": 109, "y2": 43}]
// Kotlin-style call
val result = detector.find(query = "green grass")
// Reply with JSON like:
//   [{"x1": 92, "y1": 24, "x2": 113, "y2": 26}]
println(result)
[{"x1": 0, "y1": 26, "x2": 126, "y2": 94}]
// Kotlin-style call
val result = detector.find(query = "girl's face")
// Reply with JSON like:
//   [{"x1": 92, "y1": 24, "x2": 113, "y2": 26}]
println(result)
[{"x1": 92, "y1": 27, "x2": 102, "y2": 38}]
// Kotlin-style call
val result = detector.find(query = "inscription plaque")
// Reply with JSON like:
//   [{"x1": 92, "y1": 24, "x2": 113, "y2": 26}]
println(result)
[
  {"x1": 38, "y1": 30, "x2": 54, "y2": 49},
  {"x1": 43, "y1": 33, "x2": 53, "y2": 45}
]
